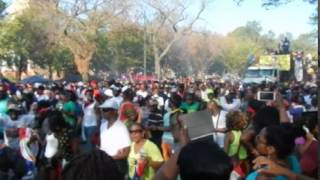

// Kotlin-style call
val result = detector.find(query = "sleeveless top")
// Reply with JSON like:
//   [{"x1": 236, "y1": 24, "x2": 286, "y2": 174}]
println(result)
[{"x1": 228, "y1": 130, "x2": 247, "y2": 160}]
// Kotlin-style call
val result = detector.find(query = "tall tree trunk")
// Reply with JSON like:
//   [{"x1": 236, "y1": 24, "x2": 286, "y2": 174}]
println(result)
[
  {"x1": 15, "y1": 70, "x2": 22, "y2": 81},
  {"x1": 155, "y1": 57, "x2": 161, "y2": 79},
  {"x1": 152, "y1": 34, "x2": 161, "y2": 79},
  {"x1": 15, "y1": 59, "x2": 24, "y2": 81},
  {"x1": 48, "y1": 64, "x2": 53, "y2": 80},
  {"x1": 74, "y1": 54, "x2": 92, "y2": 82},
  {"x1": 57, "y1": 70, "x2": 61, "y2": 78}
]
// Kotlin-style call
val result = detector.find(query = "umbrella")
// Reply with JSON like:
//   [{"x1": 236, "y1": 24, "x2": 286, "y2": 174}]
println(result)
[
  {"x1": 20, "y1": 75, "x2": 52, "y2": 84},
  {"x1": 61, "y1": 73, "x2": 82, "y2": 83}
]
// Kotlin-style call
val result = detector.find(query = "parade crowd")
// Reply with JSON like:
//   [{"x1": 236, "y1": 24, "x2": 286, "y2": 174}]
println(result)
[{"x1": 0, "y1": 75, "x2": 318, "y2": 180}]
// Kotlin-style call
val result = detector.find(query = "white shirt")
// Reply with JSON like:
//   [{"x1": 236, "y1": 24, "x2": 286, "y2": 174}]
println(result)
[
  {"x1": 201, "y1": 90, "x2": 208, "y2": 102},
  {"x1": 211, "y1": 110, "x2": 227, "y2": 148},
  {"x1": 111, "y1": 96, "x2": 123, "y2": 108},
  {"x1": 136, "y1": 90, "x2": 149, "y2": 98},
  {"x1": 83, "y1": 102, "x2": 97, "y2": 127},
  {"x1": 164, "y1": 99, "x2": 170, "y2": 112},
  {"x1": 35, "y1": 93, "x2": 49, "y2": 102},
  {"x1": 219, "y1": 96, "x2": 241, "y2": 112},
  {"x1": 100, "y1": 119, "x2": 131, "y2": 156},
  {"x1": 0, "y1": 114, "x2": 34, "y2": 129},
  {"x1": 44, "y1": 133, "x2": 59, "y2": 158},
  {"x1": 152, "y1": 94, "x2": 164, "y2": 108},
  {"x1": 303, "y1": 95, "x2": 312, "y2": 106},
  {"x1": 0, "y1": 114, "x2": 32, "y2": 149}
]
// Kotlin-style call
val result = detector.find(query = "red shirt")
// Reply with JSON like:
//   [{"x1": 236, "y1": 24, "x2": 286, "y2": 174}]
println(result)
[{"x1": 119, "y1": 101, "x2": 138, "y2": 122}]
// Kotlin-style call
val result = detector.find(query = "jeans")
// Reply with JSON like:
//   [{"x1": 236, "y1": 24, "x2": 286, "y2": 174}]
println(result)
[{"x1": 84, "y1": 126, "x2": 97, "y2": 152}]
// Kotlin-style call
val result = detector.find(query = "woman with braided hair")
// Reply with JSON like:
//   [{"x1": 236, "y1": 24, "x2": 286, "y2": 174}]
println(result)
[{"x1": 224, "y1": 110, "x2": 249, "y2": 177}]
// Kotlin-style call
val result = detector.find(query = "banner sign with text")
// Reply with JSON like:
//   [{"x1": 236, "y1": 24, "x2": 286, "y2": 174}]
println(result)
[{"x1": 259, "y1": 55, "x2": 291, "y2": 71}]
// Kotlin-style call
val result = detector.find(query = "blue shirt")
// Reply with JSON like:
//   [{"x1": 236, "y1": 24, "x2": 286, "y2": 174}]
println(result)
[
  {"x1": 161, "y1": 111, "x2": 174, "y2": 144},
  {"x1": 0, "y1": 98, "x2": 8, "y2": 115},
  {"x1": 246, "y1": 156, "x2": 301, "y2": 180}
]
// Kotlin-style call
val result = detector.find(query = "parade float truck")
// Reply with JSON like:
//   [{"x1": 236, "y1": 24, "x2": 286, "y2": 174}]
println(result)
[{"x1": 243, "y1": 54, "x2": 291, "y2": 85}]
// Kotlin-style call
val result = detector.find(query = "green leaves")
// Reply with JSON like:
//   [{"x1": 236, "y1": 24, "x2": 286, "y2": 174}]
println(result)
[
  {"x1": 291, "y1": 33, "x2": 317, "y2": 54},
  {"x1": 0, "y1": 19, "x2": 29, "y2": 64},
  {"x1": 92, "y1": 25, "x2": 152, "y2": 75},
  {"x1": 0, "y1": 0, "x2": 5, "y2": 15},
  {"x1": 0, "y1": 12, "x2": 74, "y2": 80}
]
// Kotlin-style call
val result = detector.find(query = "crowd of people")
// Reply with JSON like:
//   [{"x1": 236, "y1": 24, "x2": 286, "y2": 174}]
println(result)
[{"x1": 0, "y1": 76, "x2": 318, "y2": 180}]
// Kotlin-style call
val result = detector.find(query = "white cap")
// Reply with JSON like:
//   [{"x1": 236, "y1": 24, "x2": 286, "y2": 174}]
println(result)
[
  {"x1": 99, "y1": 99, "x2": 119, "y2": 109},
  {"x1": 104, "y1": 89, "x2": 114, "y2": 97}
]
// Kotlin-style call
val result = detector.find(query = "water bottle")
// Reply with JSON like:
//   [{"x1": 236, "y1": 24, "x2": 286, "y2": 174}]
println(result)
[{"x1": 136, "y1": 149, "x2": 146, "y2": 177}]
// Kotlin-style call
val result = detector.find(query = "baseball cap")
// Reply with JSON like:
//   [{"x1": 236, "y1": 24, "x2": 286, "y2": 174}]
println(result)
[{"x1": 99, "y1": 99, "x2": 119, "y2": 110}]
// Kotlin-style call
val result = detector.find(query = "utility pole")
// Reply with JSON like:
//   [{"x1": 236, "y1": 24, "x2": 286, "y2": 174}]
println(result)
[{"x1": 143, "y1": 13, "x2": 147, "y2": 78}]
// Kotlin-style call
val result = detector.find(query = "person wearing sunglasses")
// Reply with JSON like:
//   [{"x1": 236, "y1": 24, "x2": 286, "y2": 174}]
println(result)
[
  {"x1": 99, "y1": 99, "x2": 131, "y2": 179},
  {"x1": 127, "y1": 123, "x2": 163, "y2": 180},
  {"x1": 247, "y1": 123, "x2": 301, "y2": 180}
]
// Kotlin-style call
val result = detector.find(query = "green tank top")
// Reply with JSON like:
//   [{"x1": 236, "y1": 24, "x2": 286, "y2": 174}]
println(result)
[{"x1": 228, "y1": 130, "x2": 248, "y2": 160}]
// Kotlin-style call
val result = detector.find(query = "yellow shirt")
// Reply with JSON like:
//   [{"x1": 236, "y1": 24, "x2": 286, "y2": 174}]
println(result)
[{"x1": 128, "y1": 140, "x2": 163, "y2": 180}]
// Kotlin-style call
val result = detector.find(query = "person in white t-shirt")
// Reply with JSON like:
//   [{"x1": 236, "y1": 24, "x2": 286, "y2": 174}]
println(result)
[
  {"x1": 99, "y1": 98, "x2": 131, "y2": 178},
  {"x1": 207, "y1": 99, "x2": 227, "y2": 148},
  {"x1": 151, "y1": 88, "x2": 164, "y2": 110},
  {"x1": 34, "y1": 85, "x2": 49, "y2": 102},
  {"x1": 110, "y1": 86, "x2": 123, "y2": 108},
  {"x1": 136, "y1": 84, "x2": 149, "y2": 99},
  {"x1": 219, "y1": 92, "x2": 241, "y2": 112},
  {"x1": 82, "y1": 89, "x2": 98, "y2": 152}
]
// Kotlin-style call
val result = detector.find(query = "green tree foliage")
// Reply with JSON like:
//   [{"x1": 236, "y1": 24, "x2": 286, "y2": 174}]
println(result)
[
  {"x1": 92, "y1": 25, "x2": 154, "y2": 77},
  {"x1": 0, "y1": 0, "x2": 316, "y2": 79},
  {"x1": 220, "y1": 21, "x2": 265, "y2": 74},
  {"x1": 108, "y1": 26, "x2": 145, "y2": 71},
  {"x1": 0, "y1": 18, "x2": 34, "y2": 80},
  {"x1": 291, "y1": 33, "x2": 317, "y2": 53},
  {"x1": 229, "y1": 21, "x2": 262, "y2": 43},
  {"x1": 0, "y1": 0, "x2": 5, "y2": 14},
  {"x1": 0, "y1": 9, "x2": 74, "y2": 80},
  {"x1": 218, "y1": 36, "x2": 260, "y2": 74},
  {"x1": 259, "y1": 30, "x2": 278, "y2": 52}
]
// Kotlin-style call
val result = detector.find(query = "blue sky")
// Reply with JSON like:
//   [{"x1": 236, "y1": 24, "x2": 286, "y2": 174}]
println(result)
[
  {"x1": 192, "y1": 0, "x2": 316, "y2": 38},
  {"x1": 4, "y1": 0, "x2": 316, "y2": 38}
]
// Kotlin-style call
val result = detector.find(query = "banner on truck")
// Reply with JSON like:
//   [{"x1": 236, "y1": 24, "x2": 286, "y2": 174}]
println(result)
[{"x1": 259, "y1": 55, "x2": 291, "y2": 71}]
